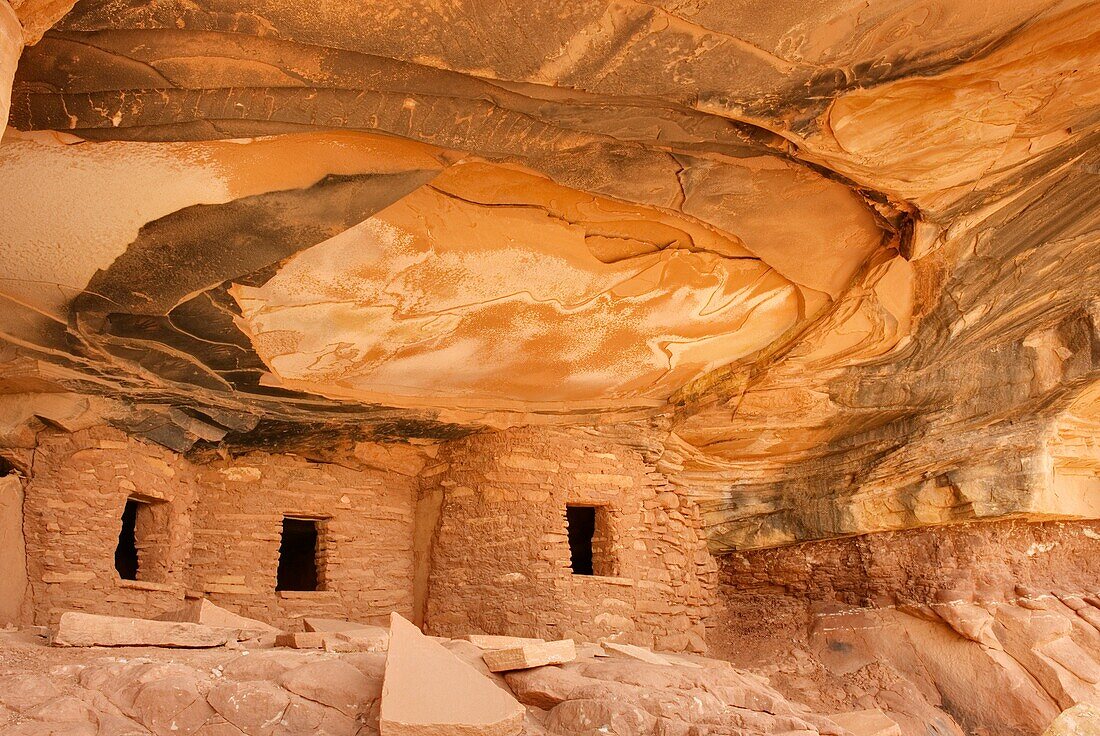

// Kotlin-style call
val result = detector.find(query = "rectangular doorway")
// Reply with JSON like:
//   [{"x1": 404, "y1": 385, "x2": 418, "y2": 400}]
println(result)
[
  {"x1": 566, "y1": 505, "x2": 597, "y2": 575},
  {"x1": 114, "y1": 496, "x2": 167, "y2": 582},
  {"x1": 277, "y1": 517, "x2": 324, "y2": 591}
]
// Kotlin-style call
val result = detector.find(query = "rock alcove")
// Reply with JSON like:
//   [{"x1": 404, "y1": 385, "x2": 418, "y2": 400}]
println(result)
[{"x1": 0, "y1": 1, "x2": 1098, "y2": 735}]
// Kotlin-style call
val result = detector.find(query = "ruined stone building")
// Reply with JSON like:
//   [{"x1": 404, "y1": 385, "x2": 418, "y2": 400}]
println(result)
[
  {"x1": 0, "y1": 1, "x2": 1099, "y2": 734},
  {"x1": 6, "y1": 424, "x2": 716, "y2": 652}
]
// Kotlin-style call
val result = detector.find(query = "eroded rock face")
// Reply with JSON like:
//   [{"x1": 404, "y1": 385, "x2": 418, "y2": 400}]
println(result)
[
  {"x1": 0, "y1": 0, "x2": 1095, "y2": 550},
  {"x1": 712, "y1": 519, "x2": 1100, "y2": 735},
  {"x1": 3, "y1": 0, "x2": 902, "y2": 435}
]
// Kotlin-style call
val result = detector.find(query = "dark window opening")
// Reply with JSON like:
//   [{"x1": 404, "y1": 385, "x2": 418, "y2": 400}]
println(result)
[
  {"x1": 114, "y1": 498, "x2": 141, "y2": 580},
  {"x1": 277, "y1": 517, "x2": 322, "y2": 591},
  {"x1": 566, "y1": 505, "x2": 596, "y2": 575},
  {"x1": 0, "y1": 456, "x2": 15, "y2": 476}
]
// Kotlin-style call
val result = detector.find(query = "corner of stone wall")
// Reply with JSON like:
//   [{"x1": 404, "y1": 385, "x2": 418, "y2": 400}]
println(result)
[{"x1": 0, "y1": 471, "x2": 29, "y2": 626}]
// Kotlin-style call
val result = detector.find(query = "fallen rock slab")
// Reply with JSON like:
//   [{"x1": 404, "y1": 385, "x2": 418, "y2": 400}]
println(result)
[
  {"x1": 830, "y1": 709, "x2": 903, "y2": 736},
  {"x1": 53, "y1": 612, "x2": 234, "y2": 648},
  {"x1": 381, "y1": 613, "x2": 524, "y2": 736},
  {"x1": 467, "y1": 634, "x2": 547, "y2": 650},
  {"x1": 158, "y1": 597, "x2": 277, "y2": 638},
  {"x1": 483, "y1": 639, "x2": 576, "y2": 673},
  {"x1": 303, "y1": 616, "x2": 381, "y2": 633},
  {"x1": 600, "y1": 641, "x2": 673, "y2": 666},
  {"x1": 274, "y1": 631, "x2": 329, "y2": 649},
  {"x1": 324, "y1": 626, "x2": 390, "y2": 653}
]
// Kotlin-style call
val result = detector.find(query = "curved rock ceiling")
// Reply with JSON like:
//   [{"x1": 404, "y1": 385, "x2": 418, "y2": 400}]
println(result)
[
  {"x1": 0, "y1": 0, "x2": 1098, "y2": 549},
  {"x1": 231, "y1": 158, "x2": 880, "y2": 410}
]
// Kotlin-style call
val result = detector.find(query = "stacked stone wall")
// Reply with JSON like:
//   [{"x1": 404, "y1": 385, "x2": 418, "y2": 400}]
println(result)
[
  {"x1": 424, "y1": 425, "x2": 717, "y2": 652},
  {"x1": 22, "y1": 428, "x2": 418, "y2": 629},
  {"x1": 23, "y1": 426, "x2": 197, "y2": 624},
  {"x1": 189, "y1": 453, "x2": 418, "y2": 629},
  {"x1": 21, "y1": 424, "x2": 717, "y2": 641}
]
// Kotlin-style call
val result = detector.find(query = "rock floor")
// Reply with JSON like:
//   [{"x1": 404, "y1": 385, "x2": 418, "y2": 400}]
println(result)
[{"x1": 0, "y1": 629, "x2": 877, "y2": 736}]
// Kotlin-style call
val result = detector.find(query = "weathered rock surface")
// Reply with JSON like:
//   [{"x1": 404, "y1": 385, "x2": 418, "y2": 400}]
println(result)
[
  {"x1": 9, "y1": 591, "x2": 1100, "y2": 736},
  {"x1": 505, "y1": 655, "x2": 847, "y2": 734},
  {"x1": 0, "y1": 639, "x2": 385, "y2": 735},
  {"x1": 714, "y1": 519, "x2": 1100, "y2": 736},
  {"x1": 0, "y1": 625, "x2": 941, "y2": 736},
  {"x1": 829, "y1": 710, "x2": 902, "y2": 736}
]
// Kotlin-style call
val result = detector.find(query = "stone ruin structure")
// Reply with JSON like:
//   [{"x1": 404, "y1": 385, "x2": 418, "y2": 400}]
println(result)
[{"x1": 0, "y1": 1, "x2": 1099, "y2": 735}]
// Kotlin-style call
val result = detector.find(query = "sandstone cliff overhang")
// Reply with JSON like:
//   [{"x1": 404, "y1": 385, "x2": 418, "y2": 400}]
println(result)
[{"x1": 0, "y1": 0, "x2": 1097, "y2": 551}]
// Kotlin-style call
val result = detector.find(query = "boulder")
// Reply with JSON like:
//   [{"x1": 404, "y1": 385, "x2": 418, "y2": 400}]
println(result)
[
  {"x1": 483, "y1": 639, "x2": 576, "y2": 673},
  {"x1": 1044, "y1": 703, "x2": 1100, "y2": 736},
  {"x1": 220, "y1": 650, "x2": 319, "y2": 682},
  {"x1": 52, "y1": 612, "x2": 235, "y2": 648},
  {"x1": 380, "y1": 613, "x2": 524, "y2": 735},
  {"x1": 504, "y1": 667, "x2": 585, "y2": 709},
  {"x1": 18, "y1": 695, "x2": 100, "y2": 736}
]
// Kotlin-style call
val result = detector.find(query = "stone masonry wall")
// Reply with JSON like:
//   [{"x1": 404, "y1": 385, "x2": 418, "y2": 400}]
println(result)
[
  {"x1": 23, "y1": 426, "x2": 197, "y2": 624},
  {"x1": 188, "y1": 453, "x2": 418, "y2": 630},
  {"x1": 22, "y1": 428, "x2": 419, "y2": 629},
  {"x1": 424, "y1": 425, "x2": 717, "y2": 653}
]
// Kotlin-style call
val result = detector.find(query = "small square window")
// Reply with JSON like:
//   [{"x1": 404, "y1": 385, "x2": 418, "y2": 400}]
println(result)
[{"x1": 277, "y1": 517, "x2": 325, "y2": 591}]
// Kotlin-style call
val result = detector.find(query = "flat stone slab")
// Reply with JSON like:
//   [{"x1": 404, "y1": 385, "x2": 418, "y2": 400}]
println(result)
[
  {"x1": 274, "y1": 631, "x2": 328, "y2": 649},
  {"x1": 601, "y1": 641, "x2": 674, "y2": 666},
  {"x1": 303, "y1": 616, "x2": 382, "y2": 632},
  {"x1": 483, "y1": 639, "x2": 576, "y2": 673},
  {"x1": 159, "y1": 598, "x2": 276, "y2": 637},
  {"x1": 466, "y1": 634, "x2": 547, "y2": 650},
  {"x1": 53, "y1": 612, "x2": 234, "y2": 648},
  {"x1": 325, "y1": 626, "x2": 390, "y2": 653},
  {"x1": 381, "y1": 613, "x2": 524, "y2": 736}
]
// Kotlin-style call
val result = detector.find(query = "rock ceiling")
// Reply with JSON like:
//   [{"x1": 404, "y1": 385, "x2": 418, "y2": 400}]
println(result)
[{"x1": 1, "y1": 0, "x2": 1099, "y2": 549}]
